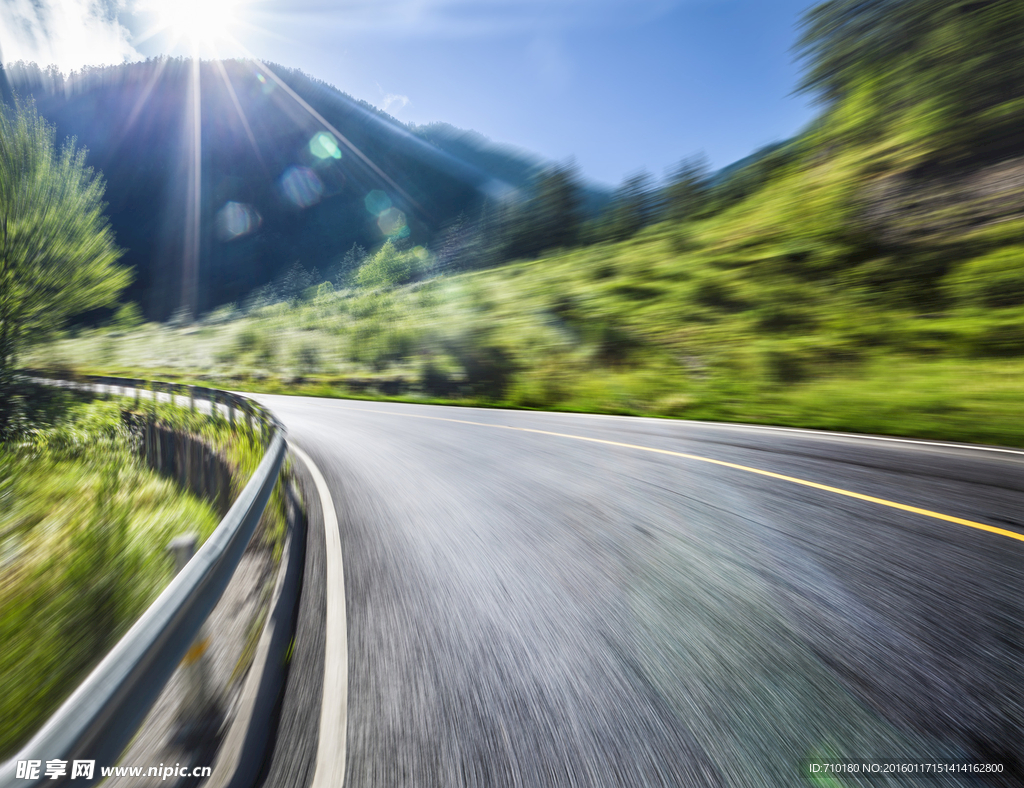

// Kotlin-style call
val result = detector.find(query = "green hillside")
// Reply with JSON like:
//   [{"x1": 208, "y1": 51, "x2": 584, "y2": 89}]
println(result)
[{"x1": 32, "y1": 0, "x2": 1024, "y2": 445}]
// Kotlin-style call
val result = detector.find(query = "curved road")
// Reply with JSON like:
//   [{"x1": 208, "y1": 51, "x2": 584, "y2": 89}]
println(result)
[{"x1": 252, "y1": 396, "x2": 1024, "y2": 787}]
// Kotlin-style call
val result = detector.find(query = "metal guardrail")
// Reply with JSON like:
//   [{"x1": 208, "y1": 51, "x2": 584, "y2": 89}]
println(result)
[
  {"x1": 72, "y1": 375, "x2": 281, "y2": 446},
  {"x1": 1, "y1": 376, "x2": 287, "y2": 787}
]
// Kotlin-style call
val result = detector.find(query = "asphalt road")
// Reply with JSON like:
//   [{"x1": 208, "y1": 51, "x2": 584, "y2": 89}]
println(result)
[{"x1": 252, "y1": 396, "x2": 1024, "y2": 788}]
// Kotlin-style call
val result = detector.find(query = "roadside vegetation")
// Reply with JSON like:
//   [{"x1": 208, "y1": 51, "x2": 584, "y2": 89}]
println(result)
[
  {"x1": 0, "y1": 393, "x2": 217, "y2": 758},
  {"x1": 0, "y1": 97, "x2": 287, "y2": 757},
  {"x1": 31, "y1": 2, "x2": 1024, "y2": 448},
  {"x1": 0, "y1": 384, "x2": 288, "y2": 759},
  {"x1": 36, "y1": 206, "x2": 1024, "y2": 449}
]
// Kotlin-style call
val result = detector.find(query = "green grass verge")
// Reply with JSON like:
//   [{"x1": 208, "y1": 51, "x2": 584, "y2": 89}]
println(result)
[
  {"x1": 27, "y1": 135, "x2": 1024, "y2": 450},
  {"x1": 0, "y1": 400, "x2": 220, "y2": 757},
  {"x1": 0, "y1": 394, "x2": 287, "y2": 759}
]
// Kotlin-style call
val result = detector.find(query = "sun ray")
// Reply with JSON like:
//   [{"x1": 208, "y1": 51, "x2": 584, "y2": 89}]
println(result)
[
  {"x1": 132, "y1": 0, "x2": 434, "y2": 318},
  {"x1": 92, "y1": 56, "x2": 169, "y2": 166},
  {"x1": 122, "y1": 57, "x2": 169, "y2": 132},
  {"x1": 215, "y1": 48, "x2": 428, "y2": 220},
  {"x1": 182, "y1": 54, "x2": 202, "y2": 320},
  {"x1": 212, "y1": 58, "x2": 266, "y2": 168}
]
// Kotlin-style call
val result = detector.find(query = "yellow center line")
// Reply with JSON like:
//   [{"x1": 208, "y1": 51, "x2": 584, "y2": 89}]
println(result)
[{"x1": 340, "y1": 405, "x2": 1024, "y2": 545}]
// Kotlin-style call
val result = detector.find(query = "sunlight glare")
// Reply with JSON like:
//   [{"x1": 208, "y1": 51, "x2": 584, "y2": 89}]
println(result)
[
  {"x1": 281, "y1": 167, "x2": 324, "y2": 208},
  {"x1": 364, "y1": 190, "x2": 391, "y2": 216},
  {"x1": 310, "y1": 132, "x2": 342, "y2": 160},
  {"x1": 377, "y1": 207, "x2": 408, "y2": 238},
  {"x1": 153, "y1": 0, "x2": 243, "y2": 46}
]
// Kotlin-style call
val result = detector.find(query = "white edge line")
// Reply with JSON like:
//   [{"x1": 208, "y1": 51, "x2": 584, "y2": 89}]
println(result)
[
  {"x1": 291, "y1": 445, "x2": 348, "y2": 788},
  {"x1": 206, "y1": 525, "x2": 294, "y2": 788}
]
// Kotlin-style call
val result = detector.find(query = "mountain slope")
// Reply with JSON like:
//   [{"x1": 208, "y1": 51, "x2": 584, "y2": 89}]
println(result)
[{"x1": 1, "y1": 58, "x2": 556, "y2": 319}]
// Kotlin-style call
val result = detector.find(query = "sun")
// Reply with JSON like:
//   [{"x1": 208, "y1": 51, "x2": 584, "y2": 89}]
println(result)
[{"x1": 151, "y1": 0, "x2": 243, "y2": 47}]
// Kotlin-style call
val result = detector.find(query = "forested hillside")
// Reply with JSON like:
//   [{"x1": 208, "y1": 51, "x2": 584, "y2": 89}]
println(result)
[
  {"x1": 30, "y1": 0, "x2": 1024, "y2": 444},
  {"x1": 0, "y1": 58, "x2": 586, "y2": 319}
]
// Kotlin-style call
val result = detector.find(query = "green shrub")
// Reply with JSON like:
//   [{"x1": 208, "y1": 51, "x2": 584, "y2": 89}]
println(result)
[
  {"x1": 888, "y1": 321, "x2": 961, "y2": 355},
  {"x1": 420, "y1": 361, "x2": 456, "y2": 396},
  {"x1": 446, "y1": 333, "x2": 517, "y2": 399},
  {"x1": 965, "y1": 317, "x2": 1024, "y2": 357},
  {"x1": 234, "y1": 325, "x2": 259, "y2": 354},
  {"x1": 763, "y1": 344, "x2": 812, "y2": 384},
  {"x1": 314, "y1": 281, "x2": 335, "y2": 311},
  {"x1": 585, "y1": 321, "x2": 641, "y2": 365},
  {"x1": 112, "y1": 303, "x2": 143, "y2": 331},
  {"x1": 692, "y1": 275, "x2": 747, "y2": 311},
  {"x1": 754, "y1": 303, "x2": 816, "y2": 333},
  {"x1": 356, "y1": 241, "x2": 422, "y2": 289},
  {"x1": 610, "y1": 282, "x2": 663, "y2": 301},
  {"x1": 507, "y1": 357, "x2": 575, "y2": 408},
  {"x1": 295, "y1": 342, "x2": 321, "y2": 374},
  {"x1": 214, "y1": 344, "x2": 240, "y2": 365},
  {"x1": 945, "y1": 247, "x2": 1024, "y2": 308},
  {"x1": 241, "y1": 326, "x2": 277, "y2": 367}
]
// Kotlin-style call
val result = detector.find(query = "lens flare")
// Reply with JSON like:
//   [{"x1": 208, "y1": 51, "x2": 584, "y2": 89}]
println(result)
[
  {"x1": 280, "y1": 167, "x2": 323, "y2": 209},
  {"x1": 216, "y1": 201, "x2": 261, "y2": 240},
  {"x1": 377, "y1": 206, "x2": 408, "y2": 237},
  {"x1": 256, "y1": 72, "x2": 274, "y2": 95},
  {"x1": 310, "y1": 132, "x2": 342, "y2": 160},
  {"x1": 364, "y1": 190, "x2": 391, "y2": 216}
]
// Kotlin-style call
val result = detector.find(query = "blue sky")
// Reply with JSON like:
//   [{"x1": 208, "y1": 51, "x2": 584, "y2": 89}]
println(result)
[{"x1": 0, "y1": 0, "x2": 818, "y2": 187}]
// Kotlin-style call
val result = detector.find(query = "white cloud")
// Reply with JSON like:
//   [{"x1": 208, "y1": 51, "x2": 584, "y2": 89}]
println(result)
[
  {"x1": 0, "y1": 0, "x2": 141, "y2": 73},
  {"x1": 382, "y1": 93, "x2": 411, "y2": 114},
  {"x1": 374, "y1": 80, "x2": 410, "y2": 115}
]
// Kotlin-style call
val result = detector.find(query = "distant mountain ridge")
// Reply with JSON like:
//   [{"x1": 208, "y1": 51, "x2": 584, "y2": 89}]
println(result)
[{"x1": 0, "y1": 58, "x2": 591, "y2": 319}]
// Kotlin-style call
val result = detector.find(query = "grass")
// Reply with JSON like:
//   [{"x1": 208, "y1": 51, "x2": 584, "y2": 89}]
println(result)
[
  {"x1": 27, "y1": 130, "x2": 1024, "y2": 450},
  {"x1": 0, "y1": 392, "x2": 287, "y2": 759},
  {"x1": 33, "y1": 263, "x2": 1024, "y2": 451},
  {"x1": 0, "y1": 399, "x2": 219, "y2": 757}
]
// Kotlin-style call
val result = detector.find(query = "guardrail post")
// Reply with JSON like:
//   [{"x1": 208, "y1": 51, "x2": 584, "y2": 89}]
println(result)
[
  {"x1": 166, "y1": 535, "x2": 218, "y2": 747},
  {"x1": 190, "y1": 385, "x2": 196, "y2": 414}
]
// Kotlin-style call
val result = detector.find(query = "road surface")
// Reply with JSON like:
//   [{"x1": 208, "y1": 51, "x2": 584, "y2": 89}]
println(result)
[{"x1": 251, "y1": 396, "x2": 1024, "y2": 787}]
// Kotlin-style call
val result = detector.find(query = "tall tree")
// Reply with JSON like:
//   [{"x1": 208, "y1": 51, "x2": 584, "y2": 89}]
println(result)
[
  {"x1": 337, "y1": 242, "x2": 367, "y2": 284},
  {"x1": 277, "y1": 260, "x2": 313, "y2": 303},
  {"x1": 796, "y1": 0, "x2": 1024, "y2": 161},
  {"x1": 0, "y1": 99, "x2": 128, "y2": 433},
  {"x1": 663, "y1": 155, "x2": 710, "y2": 223},
  {"x1": 495, "y1": 161, "x2": 585, "y2": 261},
  {"x1": 532, "y1": 160, "x2": 584, "y2": 253},
  {"x1": 608, "y1": 171, "x2": 658, "y2": 241}
]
